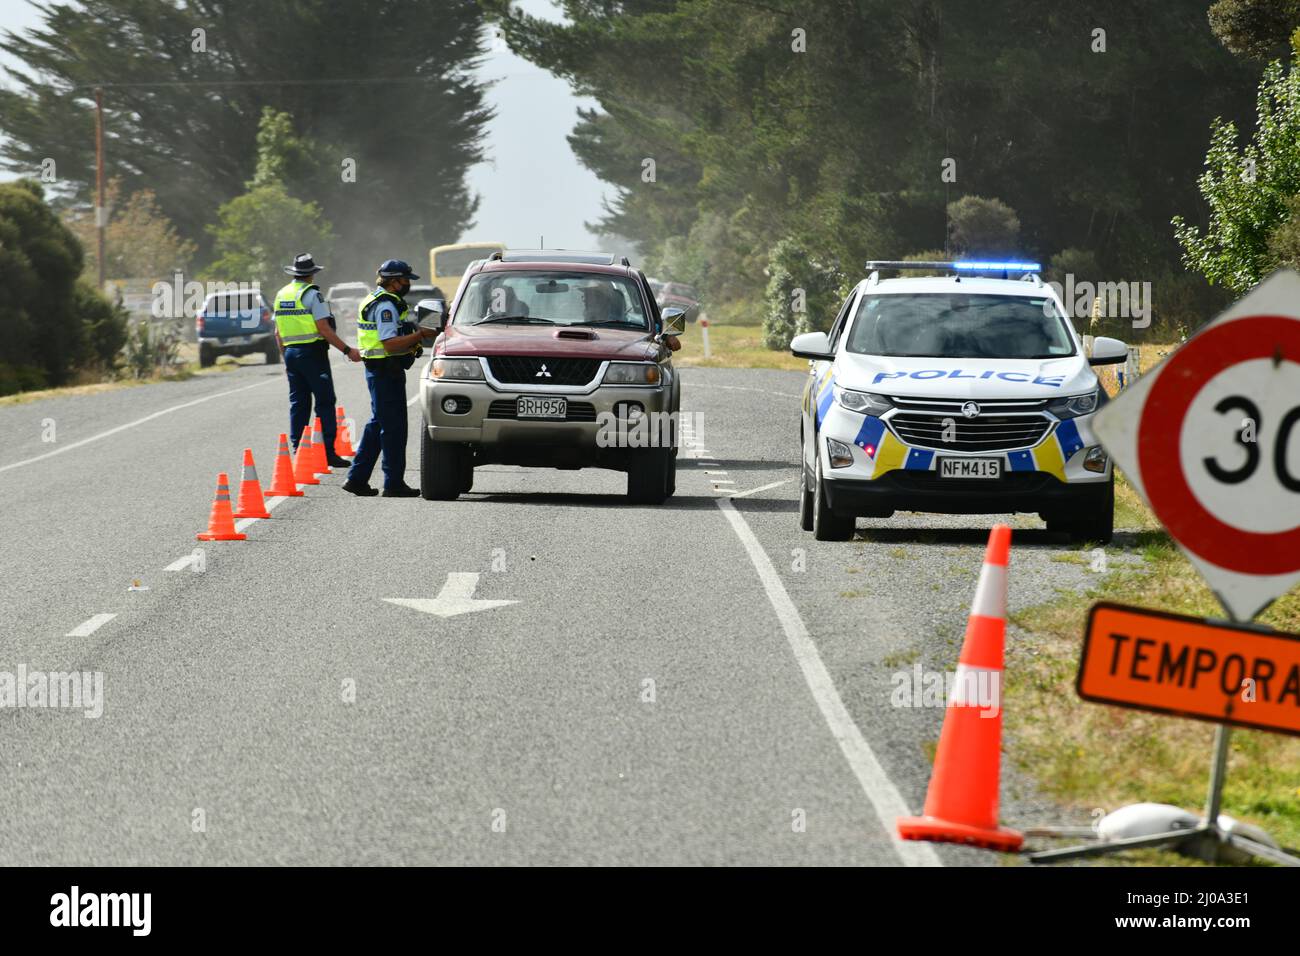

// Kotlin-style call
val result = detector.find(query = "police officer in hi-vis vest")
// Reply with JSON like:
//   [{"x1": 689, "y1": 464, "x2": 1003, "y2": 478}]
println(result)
[
  {"x1": 342, "y1": 259, "x2": 435, "y2": 498},
  {"x1": 273, "y1": 253, "x2": 361, "y2": 465}
]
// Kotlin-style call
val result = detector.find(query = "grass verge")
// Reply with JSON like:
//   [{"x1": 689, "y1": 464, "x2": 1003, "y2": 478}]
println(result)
[
  {"x1": 1006, "y1": 473, "x2": 1300, "y2": 862},
  {"x1": 673, "y1": 321, "x2": 807, "y2": 371}
]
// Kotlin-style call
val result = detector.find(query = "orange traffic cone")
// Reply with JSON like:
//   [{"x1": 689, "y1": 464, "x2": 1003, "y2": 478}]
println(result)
[
  {"x1": 266, "y1": 432, "x2": 303, "y2": 497},
  {"x1": 311, "y1": 417, "x2": 330, "y2": 474},
  {"x1": 196, "y1": 472, "x2": 247, "y2": 541},
  {"x1": 293, "y1": 426, "x2": 320, "y2": 486},
  {"x1": 335, "y1": 405, "x2": 355, "y2": 457},
  {"x1": 897, "y1": 524, "x2": 1023, "y2": 852},
  {"x1": 233, "y1": 448, "x2": 271, "y2": 519}
]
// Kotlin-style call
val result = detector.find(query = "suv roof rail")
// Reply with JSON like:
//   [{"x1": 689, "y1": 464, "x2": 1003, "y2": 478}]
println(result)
[{"x1": 497, "y1": 249, "x2": 623, "y2": 266}]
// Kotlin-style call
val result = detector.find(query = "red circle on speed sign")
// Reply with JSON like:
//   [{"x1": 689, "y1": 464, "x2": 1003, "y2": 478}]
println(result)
[{"x1": 1137, "y1": 315, "x2": 1300, "y2": 575}]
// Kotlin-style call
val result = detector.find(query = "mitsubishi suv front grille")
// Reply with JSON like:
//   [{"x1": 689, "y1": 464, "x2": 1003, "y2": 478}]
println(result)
[{"x1": 486, "y1": 356, "x2": 600, "y2": 386}]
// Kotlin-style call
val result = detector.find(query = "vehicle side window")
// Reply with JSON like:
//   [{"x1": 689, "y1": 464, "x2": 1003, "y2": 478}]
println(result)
[
  {"x1": 827, "y1": 290, "x2": 856, "y2": 349},
  {"x1": 638, "y1": 271, "x2": 664, "y2": 327}
]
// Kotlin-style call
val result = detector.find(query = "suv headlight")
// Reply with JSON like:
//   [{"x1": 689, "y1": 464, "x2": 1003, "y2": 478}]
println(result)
[
  {"x1": 429, "y1": 357, "x2": 484, "y2": 381},
  {"x1": 603, "y1": 362, "x2": 660, "y2": 385},
  {"x1": 835, "y1": 387, "x2": 892, "y2": 415},
  {"x1": 1047, "y1": 390, "x2": 1099, "y2": 419}
]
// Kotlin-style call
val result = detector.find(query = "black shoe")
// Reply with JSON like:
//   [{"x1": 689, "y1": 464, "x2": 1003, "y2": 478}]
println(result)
[
  {"x1": 381, "y1": 483, "x2": 421, "y2": 498},
  {"x1": 342, "y1": 480, "x2": 378, "y2": 497},
  {"x1": 327, "y1": 454, "x2": 352, "y2": 468}
]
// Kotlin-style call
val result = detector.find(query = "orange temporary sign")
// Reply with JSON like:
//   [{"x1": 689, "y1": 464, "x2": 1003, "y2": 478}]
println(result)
[{"x1": 1078, "y1": 602, "x2": 1300, "y2": 737}]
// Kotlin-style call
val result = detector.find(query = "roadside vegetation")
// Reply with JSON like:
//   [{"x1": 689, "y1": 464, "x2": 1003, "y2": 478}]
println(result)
[
  {"x1": 1007, "y1": 475, "x2": 1300, "y2": 860},
  {"x1": 489, "y1": 2, "x2": 1300, "y2": 350}
]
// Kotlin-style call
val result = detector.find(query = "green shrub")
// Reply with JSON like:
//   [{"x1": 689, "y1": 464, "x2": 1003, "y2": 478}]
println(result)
[{"x1": 761, "y1": 237, "x2": 845, "y2": 350}]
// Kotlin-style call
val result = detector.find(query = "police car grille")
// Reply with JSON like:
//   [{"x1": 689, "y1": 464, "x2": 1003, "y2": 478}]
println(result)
[
  {"x1": 486, "y1": 400, "x2": 598, "y2": 422},
  {"x1": 890, "y1": 397, "x2": 1049, "y2": 415},
  {"x1": 486, "y1": 356, "x2": 600, "y2": 386},
  {"x1": 888, "y1": 414, "x2": 1051, "y2": 452}
]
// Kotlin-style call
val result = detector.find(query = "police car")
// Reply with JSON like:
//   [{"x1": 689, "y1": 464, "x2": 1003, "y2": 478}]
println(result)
[{"x1": 791, "y1": 260, "x2": 1129, "y2": 543}]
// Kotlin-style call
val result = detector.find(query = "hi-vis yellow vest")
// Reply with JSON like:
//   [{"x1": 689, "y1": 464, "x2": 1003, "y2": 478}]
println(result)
[
  {"x1": 273, "y1": 280, "x2": 324, "y2": 345},
  {"x1": 357, "y1": 288, "x2": 414, "y2": 359}
]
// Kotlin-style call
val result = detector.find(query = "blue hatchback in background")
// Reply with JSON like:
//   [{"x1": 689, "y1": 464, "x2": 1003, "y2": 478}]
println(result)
[{"x1": 196, "y1": 289, "x2": 279, "y2": 367}]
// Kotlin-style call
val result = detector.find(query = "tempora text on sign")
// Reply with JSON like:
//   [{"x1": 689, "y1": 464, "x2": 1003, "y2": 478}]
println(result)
[{"x1": 1077, "y1": 603, "x2": 1300, "y2": 736}]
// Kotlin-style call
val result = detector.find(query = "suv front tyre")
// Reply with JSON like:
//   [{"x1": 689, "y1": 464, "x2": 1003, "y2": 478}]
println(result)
[
  {"x1": 627, "y1": 446, "x2": 673, "y2": 504},
  {"x1": 812, "y1": 454, "x2": 855, "y2": 541},
  {"x1": 1045, "y1": 475, "x2": 1114, "y2": 545},
  {"x1": 420, "y1": 427, "x2": 468, "y2": 501}
]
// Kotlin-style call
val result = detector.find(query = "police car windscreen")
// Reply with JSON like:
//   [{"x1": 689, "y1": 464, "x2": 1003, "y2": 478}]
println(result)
[
  {"x1": 455, "y1": 272, "x2": 650, "y2": 330},
  {"x1": 847, "y1": 294, "x2": 1075, "y2": 360}
]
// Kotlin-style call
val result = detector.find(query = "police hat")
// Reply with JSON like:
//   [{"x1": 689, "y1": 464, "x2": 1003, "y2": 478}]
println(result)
[
  {"x1": 284, "y1": 252, "x2": 324, "y2": 276},
  {"x1": 377, "y1": 259, "x2": 420, "y2": 280}
]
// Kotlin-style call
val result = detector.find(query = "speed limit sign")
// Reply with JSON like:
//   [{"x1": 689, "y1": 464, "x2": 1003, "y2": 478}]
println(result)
[{"x1": 1092, "y1": 268, "x2": 1300, "y2": 621}]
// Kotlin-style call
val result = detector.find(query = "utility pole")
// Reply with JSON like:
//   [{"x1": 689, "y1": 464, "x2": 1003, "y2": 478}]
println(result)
[{"x1": 94, "y1": 87, "x2": 106, "y2": 292}]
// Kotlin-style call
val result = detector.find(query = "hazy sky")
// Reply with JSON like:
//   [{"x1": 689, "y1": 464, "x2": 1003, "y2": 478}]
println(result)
[{"x1": 0, "y1": 0, "x2": 610, "y2": 249}]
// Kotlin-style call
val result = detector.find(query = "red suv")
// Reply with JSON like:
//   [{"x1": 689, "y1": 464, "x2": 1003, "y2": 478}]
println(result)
[{"x1": 416, "y1": 251, "x2": 687, "y2": 503}]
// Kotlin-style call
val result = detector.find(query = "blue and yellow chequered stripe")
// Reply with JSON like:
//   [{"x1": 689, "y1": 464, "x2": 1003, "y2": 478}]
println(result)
[{"x1": 814, "y1": 371, "x2": 835, "y2": 425}]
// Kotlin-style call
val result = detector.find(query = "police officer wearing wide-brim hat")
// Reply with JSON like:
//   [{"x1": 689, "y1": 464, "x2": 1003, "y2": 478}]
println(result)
[
  {"x1": 273, "y1": 253, "x2": 362, "y2": 465},
  {"x1": 343, "y1": 259, "x2": 435, "y2": 497}
]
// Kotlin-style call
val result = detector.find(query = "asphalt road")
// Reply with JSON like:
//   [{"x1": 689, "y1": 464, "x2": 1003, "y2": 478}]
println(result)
[{"x1": 0, "y1": 355, "x2": 1095, "y2": 865}]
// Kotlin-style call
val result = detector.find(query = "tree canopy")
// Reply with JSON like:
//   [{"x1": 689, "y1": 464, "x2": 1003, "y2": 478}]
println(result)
[
  {"x1": 489, "y1": 0, "x2": 1260, "y2": 332},
  {"x1": 0, "y1": 0, "x2": 493, "y2": 279}
]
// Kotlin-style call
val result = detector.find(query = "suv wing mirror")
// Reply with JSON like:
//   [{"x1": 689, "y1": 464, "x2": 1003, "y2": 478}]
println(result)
[
  {"x1": 416, "y1": 298, "x2": 448, "y2": 330},
  {"x1": 1089, "y1": 336, "x2": 1128, "y2": 366},
  {"x1": 790, "y1": 331, "x2": 834, "y2": 361},
  {"x1": 661, "y1": 306, "x2": 688, "y2": 336}
]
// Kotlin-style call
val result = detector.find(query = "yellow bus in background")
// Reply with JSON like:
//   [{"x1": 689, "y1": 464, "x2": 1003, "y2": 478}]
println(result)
[{"x1": 429, "y1": 241, "x2": 505, "y2": 303}]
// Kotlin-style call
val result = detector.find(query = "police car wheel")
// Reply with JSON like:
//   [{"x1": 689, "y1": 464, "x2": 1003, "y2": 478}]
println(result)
[
  {"x1": 459, "y1": 454, "x2": 474, "y2": 494},
  {"x1": 420, "y1": 429, "x2": 462, "y2": 501},
  {"x1": 812, "y1": 456, "x2": 855, "y2": 541},
  {"x1": 1068, "y1": 477, "x2": 1114, "y2": 545},
  {"x1": 264, "y1": 340, "x2": 281, "y2": 365},
  {"x1": 798, "y1": 463, "x2": 814, "y2": 531},
  {"x1": 199, "y1": 344, "x2": 215, "y2": 368}
]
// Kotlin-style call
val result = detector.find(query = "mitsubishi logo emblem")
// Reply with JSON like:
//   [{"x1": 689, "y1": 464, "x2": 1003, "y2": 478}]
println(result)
[
  {"x1": 535, "y1": 363, "x2": 552, "y2": 378},
  {"x1": 961, "y1": 401, "x2": 980, "y2": 419}
]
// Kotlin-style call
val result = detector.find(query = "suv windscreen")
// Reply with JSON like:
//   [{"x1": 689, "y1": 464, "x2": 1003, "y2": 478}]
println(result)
[
  {"x1": 454, "y1": 271, "x2": 649, "y2": 330},
  {"x1": 846, "y1": 293, "x2": 1076, "y2": 359},
  {"x1": 205, "y1": 293, "x2": 263, "y2": 314}
]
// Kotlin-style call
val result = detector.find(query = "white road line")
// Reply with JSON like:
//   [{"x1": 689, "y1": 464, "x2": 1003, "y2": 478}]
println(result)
[
  {"x1": 233, "y1": 493, "x2": 287, "y2": 533},
  {"x1": 407, "y1": 392, "x2": 420, "y2": 407},
  {"x1": 0, "y1": 380, "x2": 276, "y2": 476},
  {"x1": 727, "y1": 479, "x2": 790, "y2": 499},
  {"x1": 66, "y1": 613, "x2": 117, "y2": 638},
  {"x1": 164, "y1": 554, "x2": 197, "y2": 572},
  {"x1": 715, "y1": 498, "x2": 942, "y2": 867}
]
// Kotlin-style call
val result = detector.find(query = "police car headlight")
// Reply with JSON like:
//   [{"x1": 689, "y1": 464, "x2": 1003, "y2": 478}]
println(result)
[
  {"x1": 1047, "y1": 390, "x2": 1099, "y2": 419},
  {"x1": 603, "y1": 362, "x2": 660, "y2": 385},
  {"x1": 430, "y1": 358, "x2": 483, "y2": 381},
  {"x1": 835, "y1": 387, "x2": 892, "y2": 415}
]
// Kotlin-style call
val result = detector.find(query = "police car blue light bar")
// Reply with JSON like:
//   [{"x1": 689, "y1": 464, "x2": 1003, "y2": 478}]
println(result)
[
  {"x1": 864, "y1": 260, "x2": 1041, "y2": 274},
  {"x1": 953, "y1": 260, "x2": 1041, "y2": 272}
]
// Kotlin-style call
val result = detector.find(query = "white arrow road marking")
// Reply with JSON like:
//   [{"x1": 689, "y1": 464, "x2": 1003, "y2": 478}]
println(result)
[
  {"x1": 384, "y1": 572, "x2": 518, "y2": 619},
  {"x1": 66, "y1": 613, "x2": 116, "y2": 638}
]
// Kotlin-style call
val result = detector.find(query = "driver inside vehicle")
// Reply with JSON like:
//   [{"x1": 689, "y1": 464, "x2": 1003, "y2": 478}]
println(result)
[{"x1": 580, "y1": 282, "x2": 622, "y2": 324}]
